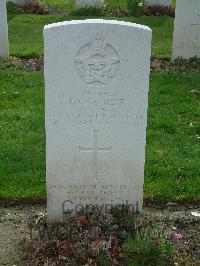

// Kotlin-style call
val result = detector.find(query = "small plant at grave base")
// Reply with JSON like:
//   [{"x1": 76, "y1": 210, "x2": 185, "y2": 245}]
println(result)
[
  {"x1": 127, "y1": 0, "x2": 144, "y2": 16},
  {"x1": 124, "y1": 222, "x2": 174, "y2": 265},
  {"x1": 24, "y1": 208, "x2": 174, "y2": 265},
  {"x1": 17, "y1": 0, "x2": 48, "y2": 15}
]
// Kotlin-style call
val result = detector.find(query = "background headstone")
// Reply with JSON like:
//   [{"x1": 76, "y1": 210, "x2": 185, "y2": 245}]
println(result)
[
  {"x1": 44, "y1": 20, "x2": 152, "y2": 222},
  {"x1": 0, "y1": 0, "x2": 9, "y2": 60},
  {"x1": 172, "y1": 0, "x2": 200, "y2": 59},
  {"x1": 75, "y1": 0, "x2": 104, "y2": 9},
  {"x1": 145, "y1": 0, "x2": 172, "y2": 6}
]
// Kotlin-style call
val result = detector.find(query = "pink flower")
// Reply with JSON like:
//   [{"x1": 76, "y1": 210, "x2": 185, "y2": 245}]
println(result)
[{"x1": 172, "y1": 233, "x2": 182, "y2": 244}]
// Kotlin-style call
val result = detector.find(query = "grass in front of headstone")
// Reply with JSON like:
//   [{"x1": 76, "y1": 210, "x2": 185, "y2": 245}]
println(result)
[
  {"x1": 8, "y1": 8, "x2": 173, "y2": 58},
  {"x1": 0, "y1": 61, "x2": 199, "y2": 202}
]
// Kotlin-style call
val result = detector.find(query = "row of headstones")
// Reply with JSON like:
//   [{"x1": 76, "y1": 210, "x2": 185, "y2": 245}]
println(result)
[{"x1": 1, "y1": 0, "x2": 200, "y2": 60}]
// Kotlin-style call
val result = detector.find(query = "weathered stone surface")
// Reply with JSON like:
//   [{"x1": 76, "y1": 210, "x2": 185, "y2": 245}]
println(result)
[
  {"x1": 172, "y1": 0, "x2": 200, "y2": 59},
  {"x1": 0, "y1": 0, "x2": 9, "y2": 59},
  {"x1": 44, "y1": 19, "x2": 152, "y2": 222},
  {"x1": 7, "y1": 0, "x2": 22, "y2": 4},
  {"x1": 75, "y1": 0, "x2": 104, "y2": 9},
  {"x1": 145, "y1": 0, "x2": 172, "y2": 6}
]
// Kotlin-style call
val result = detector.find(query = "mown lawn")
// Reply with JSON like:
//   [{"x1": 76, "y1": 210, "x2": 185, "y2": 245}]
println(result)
[
  {"x1": 146, "y1": 72, "x2": 200, "y2": 201},
  {"x1": 8, "y1": 5, "x2": 174, "y2": 58},
  {"x1": 0, "y1": 65, "x2": 45, "y2": 199},
  {"x1": 0, "y1": 64, "x2": 199, "y2": 201},
  {"x1": 1, "y1": 0, "x2": 199, "y2": 203}
]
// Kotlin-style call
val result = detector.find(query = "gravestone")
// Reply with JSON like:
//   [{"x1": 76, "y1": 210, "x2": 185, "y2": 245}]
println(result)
[
  {"x1": 145, "y1": 0, "x2": 171, "y2": 6},
  {"x1": 172, "y1": 0, "x2": 200, "y2": 59},
  {"x1": 75, "y1": 0, "x2": 104, "y2": 9},
  {"x1": 0, "y1": 0, "x2": 9, "y2": 60},
  {"x1": 44, "y1": 19, "x2": 152, "y2": 222}
]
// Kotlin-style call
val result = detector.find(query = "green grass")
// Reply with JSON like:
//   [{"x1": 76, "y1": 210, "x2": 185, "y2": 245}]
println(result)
[
  {"x1": 8, "y1": 12, "x2": 66, "y2": 57},
  {"x1": 146, "y1": 72, "x2": 200, "y2": 201},
  {"x1": 2, "y1": 0, "x2": 199, "y2": 202},
  {"x1": 105, "y1": 0, "x2": 127, "y2": 11},
  {"x1": 0, "y1": 65, "x2": 45, "y2": 199},
  {"x1": 8, "y1": 11, "x2": 174, "y2": 58},
  {"x1": 0, "y1": 65, "x2": 199, "y2": 201},
  {"x1": 44, "y1": 0, "x2": 74, "y2": 11}
]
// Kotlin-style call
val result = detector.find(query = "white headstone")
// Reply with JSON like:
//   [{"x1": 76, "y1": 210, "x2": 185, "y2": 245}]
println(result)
[
  {"x1": 44, "y1": 20, "x2": 152, "y2": 222},
  {"x1": 145, "y1": 0, "x2": 172, "y2": 6},
  {"x1": 0, "y1": 0, "x2": 9, "y2": 60},
  {"x1": 172, "y1": 0, "x2": 200, "y2": 59},
  {"x1": 75, "y1": 0, "x2": 104, "y2": 9}
]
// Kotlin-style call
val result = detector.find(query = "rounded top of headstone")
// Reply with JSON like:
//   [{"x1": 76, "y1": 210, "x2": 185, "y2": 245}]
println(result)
[{"x1": 44, "y1": 19, "x2": 151, "y2": 33}]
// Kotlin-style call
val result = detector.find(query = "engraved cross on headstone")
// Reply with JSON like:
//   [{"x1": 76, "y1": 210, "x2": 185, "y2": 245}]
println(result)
[{"x1": 79, "y1": 130, "x2": 112, "y2": 181}]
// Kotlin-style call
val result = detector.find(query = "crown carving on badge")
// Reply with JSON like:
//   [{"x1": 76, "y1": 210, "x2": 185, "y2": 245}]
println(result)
[{"x1": 91, "y1": 33, "x2": 106, "y2": 53}]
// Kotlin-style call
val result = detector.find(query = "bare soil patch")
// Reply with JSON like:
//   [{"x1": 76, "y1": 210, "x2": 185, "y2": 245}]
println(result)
[{"x1": 0, "y1": 204, "x2": 199, "y2": 265}]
